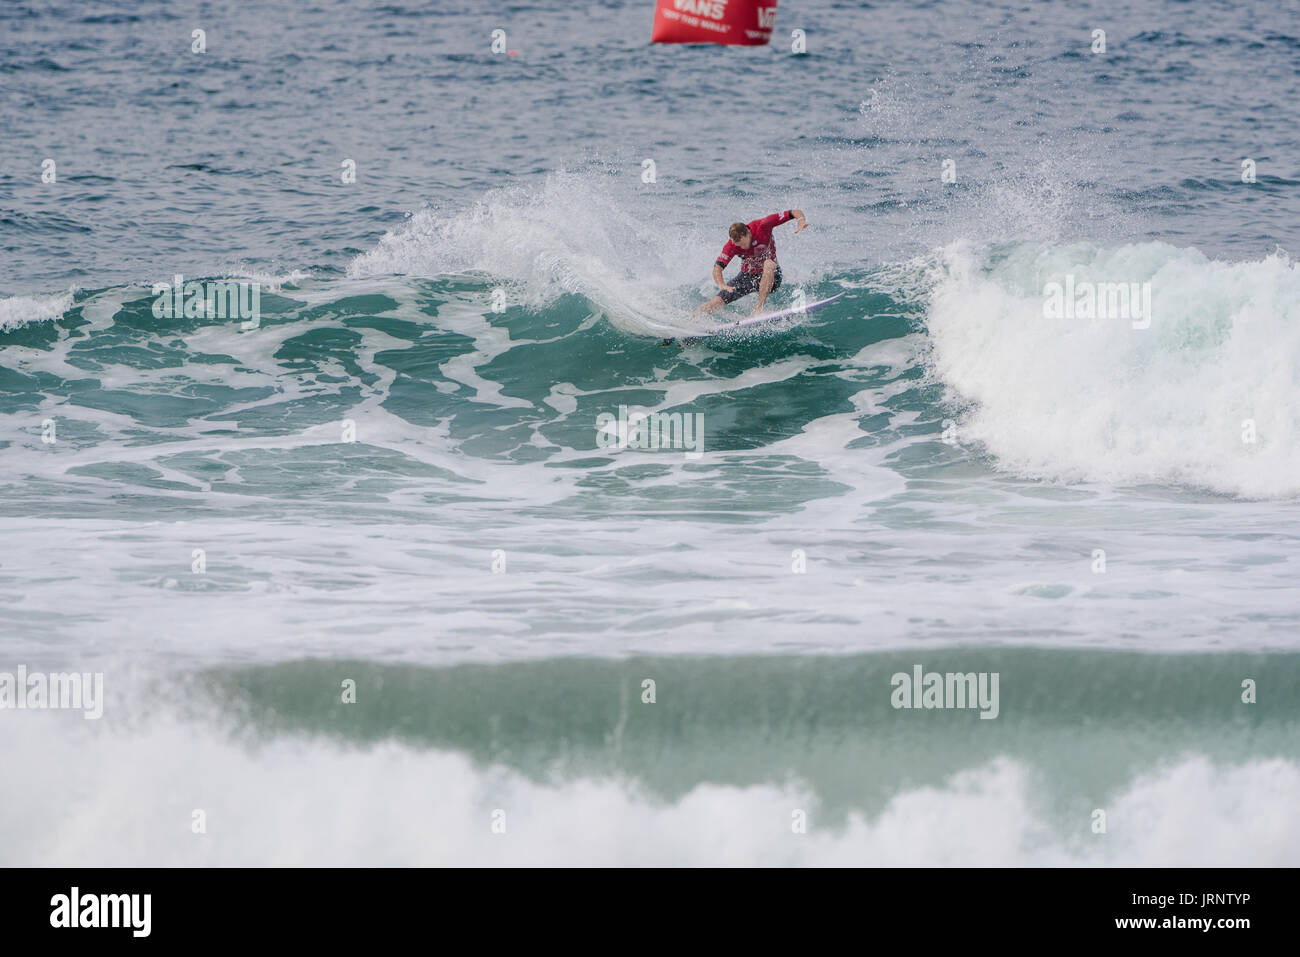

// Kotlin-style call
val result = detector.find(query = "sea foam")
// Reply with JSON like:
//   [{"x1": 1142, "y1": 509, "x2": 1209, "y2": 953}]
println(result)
[{"x1": 926, "y1": 241, "x2": 1300, "y2": 499}]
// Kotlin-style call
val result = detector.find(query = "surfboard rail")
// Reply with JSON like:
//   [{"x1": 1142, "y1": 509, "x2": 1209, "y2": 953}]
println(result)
[{"x1": 660, "y1": 292, "x2": 845, "y2": 345}]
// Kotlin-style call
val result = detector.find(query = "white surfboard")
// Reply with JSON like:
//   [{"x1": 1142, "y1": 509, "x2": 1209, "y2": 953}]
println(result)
[
  {"x1": 658, "y1": 292, "x2": 846, "y2": 346},
  {"x1": 712, "y1": 291, "x2": 846, "y2": 332}
]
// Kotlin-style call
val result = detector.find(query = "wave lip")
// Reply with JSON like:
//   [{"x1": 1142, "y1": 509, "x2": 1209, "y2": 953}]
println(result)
[
  {"x1": 926, "y1": 241, "x2": 1300, "y2": 499},
  {"x1": 346, "y1": 168, "x2": 767, "y2": 337}
]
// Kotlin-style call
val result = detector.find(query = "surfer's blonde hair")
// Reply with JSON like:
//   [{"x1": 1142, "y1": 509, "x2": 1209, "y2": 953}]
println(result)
[{"x1": 728, "y1": 222, "x2": 750, "y2": 242}]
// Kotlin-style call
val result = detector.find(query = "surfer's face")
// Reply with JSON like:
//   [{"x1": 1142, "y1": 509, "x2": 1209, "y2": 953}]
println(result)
[{"x1": 734, "y1": 232, "x2": 752, "y2": 249}]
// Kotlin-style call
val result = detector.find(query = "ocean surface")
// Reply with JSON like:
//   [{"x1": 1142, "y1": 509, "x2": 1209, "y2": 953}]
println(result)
[{"x1": 2, "y1": 0, "x2": 1299, "y2": 865}]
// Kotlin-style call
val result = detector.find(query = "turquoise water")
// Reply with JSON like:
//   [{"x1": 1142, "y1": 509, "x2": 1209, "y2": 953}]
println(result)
[{"x1": 1, "y1": 0, "x2": 1298, "y2": 864}]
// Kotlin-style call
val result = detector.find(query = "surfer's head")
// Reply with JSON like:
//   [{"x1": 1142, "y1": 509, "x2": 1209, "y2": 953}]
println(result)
[{"x1": 728, "y1": 222, "x2": 752, "y2": 249}]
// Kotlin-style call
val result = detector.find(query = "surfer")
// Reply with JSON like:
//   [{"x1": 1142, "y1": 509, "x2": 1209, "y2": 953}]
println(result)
[{"x1": 696, "y1": 209, "x2": 808, "y2": 316}]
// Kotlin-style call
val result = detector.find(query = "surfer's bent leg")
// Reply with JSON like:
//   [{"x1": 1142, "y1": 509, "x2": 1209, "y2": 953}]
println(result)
[
  {"x1": 751, "y1": 261, "x2": 781, "y2": 315},
  {"x1": 695, "y1": 294, "x2": 727, "y2": 315}
]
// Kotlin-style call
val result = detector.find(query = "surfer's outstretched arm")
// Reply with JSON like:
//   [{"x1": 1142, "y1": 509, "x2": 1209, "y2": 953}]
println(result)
[{"x1": 781, "y1": 209, "x2": 809, "y2": 233}]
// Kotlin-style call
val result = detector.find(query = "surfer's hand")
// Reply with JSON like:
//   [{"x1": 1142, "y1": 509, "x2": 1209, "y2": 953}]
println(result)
[
  {"x1": 720, "y1": 284, "x2": 735, "y2": 293},
  {"x1": 793, "y1": 217, "x2": 808, "y2": 233}
]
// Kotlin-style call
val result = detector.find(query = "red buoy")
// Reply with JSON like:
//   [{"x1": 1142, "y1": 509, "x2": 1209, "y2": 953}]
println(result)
[{"x1": 650, "y1": 0, "x2": 779, "y2": 46}]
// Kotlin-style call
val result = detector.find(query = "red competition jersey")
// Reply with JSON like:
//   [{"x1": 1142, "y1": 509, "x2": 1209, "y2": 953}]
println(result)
[{"x1": 716, "y1": 210, "x2": 793, "y2": 274}]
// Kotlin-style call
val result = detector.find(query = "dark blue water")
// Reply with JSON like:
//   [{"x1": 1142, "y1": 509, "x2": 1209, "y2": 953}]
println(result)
[{"x1": 3, "y1": 0, "x2": 1296, "y2": 291}]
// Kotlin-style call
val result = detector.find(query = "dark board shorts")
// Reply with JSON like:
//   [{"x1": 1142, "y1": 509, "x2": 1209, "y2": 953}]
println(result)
[{"x1": 719, "y1": 265, "x2": 782, "y2": 304}]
